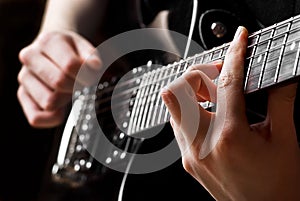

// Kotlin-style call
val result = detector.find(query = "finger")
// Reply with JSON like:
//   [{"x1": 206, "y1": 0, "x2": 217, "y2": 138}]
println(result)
[
  {"x1": 19, "y1": 48, "x2": 75, "y2": 93},
  {"x1": 170, "y1": 117, "x2": 188, "y2": 153},
  {"x1": 217, "y1": 26, "x2": 249, "y2": 125},
  {"x1": 17, "y1": 86, "x2": 66, "y2": 128},
  {"x1": 161, "y1": 71, "x2": 215, "y2": 125},
  {"x1": 186, "y1": 70, "x2": 218, "y2": 103},
  {"x1": 161, "y1": 72, "x2": 214, "y2": 145},
  {"x1": 267, "y1": 83, "x2": 298, "y2": 141},
  {"x1": 35, "y1": 32, "x2": 101, "y2": 85},
  {"x1": 38, "y1": 34, "x2": 83, "y2": 79},
  {"x1": 186, "y1": 61, "x2": 223, "y2": 80},
  {"x1": 18, "y1": 67, "x2": 72, "y2": 110}
]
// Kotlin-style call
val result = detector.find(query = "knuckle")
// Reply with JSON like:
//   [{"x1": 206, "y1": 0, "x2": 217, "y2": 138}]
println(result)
[
  {"x1": 50, "y1": 72, "x2": 68, "y2": 90},
  {"x1": 62, "y1": 57, "x2": 80, "y2": 74},
  {"x1": 218, "y1": 72, "x2": 234, "y2": 88},
  {"x1": 41, "y1": 92, "x2": 60, "y2": 110},
  {"x1": 27, "y1": 115, "x2": 41, "y2": 128},
  {"x1": 182, "y1": 157, "x2": 193, "y2": 173},
  {"x1": 226, "y1": 43, "x2": 244, "y2": 57},
  {"x1": 17, "y1": 68, "x2": 25, "y2": 83},
  {"x1": 19, "y1": 46, "x2": 34, "y2": 64}
]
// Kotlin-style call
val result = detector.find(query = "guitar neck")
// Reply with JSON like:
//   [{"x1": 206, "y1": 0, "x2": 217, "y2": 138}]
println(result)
[{"x1": 120, "y1": 14, "x2": 300, "y2": 136}]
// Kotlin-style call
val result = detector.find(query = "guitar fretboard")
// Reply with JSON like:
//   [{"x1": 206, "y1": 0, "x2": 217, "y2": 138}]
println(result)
[{"x1": 123, "y1": 14, "x2": 300, "y2": 136}]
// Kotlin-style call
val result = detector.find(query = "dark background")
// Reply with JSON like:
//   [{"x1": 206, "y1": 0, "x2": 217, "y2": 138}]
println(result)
[{"x1": 0, "y1": 0, "x2": 55, "y2": 200}]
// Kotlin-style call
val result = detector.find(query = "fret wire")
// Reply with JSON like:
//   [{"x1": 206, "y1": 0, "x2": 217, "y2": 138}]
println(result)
[
  {"x1": 144, "y1": 68, "x2": 162, "y2": 128},
  {"x1": 138, "y1": 69, "x2": 158, "y2": 131},
  {"x1": 293, "y1": 42, "x2": 300, "y2": 76},
  {"x1": 156, "y1": 65, "x2": 171, "y2": 125},
  {"x1": 258, "y1": 28, "x2": 274, "y2": 89},
  {"x1": 89, "y1": 14, "x2": 300, "y2": 138},
  {"x1": 159, "y1": 64, "x2": 175, "y2": 124},
  {"x1": 245, "y1": 35, "x2": 300, "y2": 61},
  {"x1": 246, "y1": 42, "x2": 297, "y2": 78},
  {"x1": 151, "y1": 67, "x2": 166, "y2": 127},
  {"x1": 244, "y1": 47, "x2": 256, "y2": 90},
  {"x1": 133, "y1": 73, "x2": 149, "y2": 133},
  {"x1": 162, "y1": 64, "x2": 176, "y2": 124},
  {"x1": 97, "y1": 22, "x2": 300, "y2": 97},
  {"x1": 257, "y1": 52, "x2": 267, "y2": 89},
  {"x1": 274, "y1": 23, "x2": 291, "y2": 83},
  {"x1": 130, "y1": 73, "x2": 149, "y2": 134},
  {"x1": 96, "y1": 36, "x2": 300, "y2": 111},
  {"x1": 127, "y1": 74, "x2": 147, "y2": 135}
]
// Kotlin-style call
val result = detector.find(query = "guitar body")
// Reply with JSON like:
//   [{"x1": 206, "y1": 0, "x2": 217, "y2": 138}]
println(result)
[{"x1": 38, "y1": 1, "x2": 300, "y2": 201}]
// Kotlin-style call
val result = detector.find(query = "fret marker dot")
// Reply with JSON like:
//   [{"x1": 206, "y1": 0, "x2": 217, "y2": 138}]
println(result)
[
  {"x1": 119, "y1": 133, "x2": 125, "y2": 139},
  {"x1": 257, "y1": 54, "x2": 262, "y2": 63},
  {"x1": 291, "y1": 41, "x2": 296, "y2": 51},
  {"x1": 105, "y1": 157, "x2": 112, "y2": 164},
  {"x1": 123, "y1": 122, "x2": 128, "y2": 128},
  {"x1": 120, "y1": 152, "x2": 126, "y2": 159}
]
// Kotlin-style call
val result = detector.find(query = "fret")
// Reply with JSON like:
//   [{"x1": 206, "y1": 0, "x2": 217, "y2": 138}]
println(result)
[
  {"x1": 187, "y1": 57, "x2": 196, "y2": 68},
  {"x1": 260, "y1": 29, "x2": 287, "y2": 88},
  {"x1": 245, "y1": 55, "x2": 265, "y2": 93},
  {"x1": 221, "y1": 44, "x2": 229, "y2": 58},
  {"x1": 244, "y1": 33, "x2": 260, "y2": 92},
  {"x1": 128, "y1": 74, "x2": 147, "y2": 135},
  {"x1": 163, "y1": 64, "x2": 176, "y2": 123},
  {"x1": 194, "y1": 54, "x2": 203, "y2": 64},
  {"x1": 130, "y1": 72, "x2": 150, "y2": 134},
  {"x1": 145, "y1": 70, "x2": 161, "y2": 129},
  {"x1": 211, "y1": 48, "x2": 223, "y2": 61},
  {"x1": 202, "y1": 52, "x2": 212, "y2": 63},
  {"x1": 156, "y1": 65, "x2": 171, "y2": 125},
  {"x1": 258, "y1": 28, "x2": 275, "y2": 89},
  {"x1": 259, "y1": 28, "x2": 274, "y2": 41},
  {"x1": 139, "y1": 68, "x2": 159, "y2": 131},
  {"x1": 274, "y1": 22, "x2": 291, "y2": 37},
  {"x1": 273, "y1": 46, "x2": 285, "y2": 83},
  {"x1": 291, "y1": 16, "x2": 300, "y2": 30},
  {"x1": 257, "y1": 52, "x2": 269, "y2": 89},
  {"x1": 244, "y1": 57, "x2": 254, "y2": 92},
  {"x1": 179, "y1": 60, "x2": 187, "y2": 73},
  {"x1": 293, "y1": 42, "x2": 300, "y2": 76},
  {"x1": 151, "y1": 67, "x2": 166, "y2": 127},
  {"x1": 260, "y1": 46, "x2": 282, "y2": 88},
  {"x1": 274, "y1": 23, "x2": 291, "y2": 83},
  {"x1": 275, "y1": 18, "x2": 300, "y2": 82}
]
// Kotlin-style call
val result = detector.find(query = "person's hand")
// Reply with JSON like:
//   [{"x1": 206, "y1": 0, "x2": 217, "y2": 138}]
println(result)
[
  {"x1": 17, "y1": 30, "x2": 102, "y2": 128},
  {"x1": 161, "y1": 26, "x2": 300, "y2": 201}
]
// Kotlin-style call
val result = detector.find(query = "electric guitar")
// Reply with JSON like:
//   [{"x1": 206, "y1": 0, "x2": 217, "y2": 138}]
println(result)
[{"x1": 39, "y1": 1, "x2": 300, "y2": 200}]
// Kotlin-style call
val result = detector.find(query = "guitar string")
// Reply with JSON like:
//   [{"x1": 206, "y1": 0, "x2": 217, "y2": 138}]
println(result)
[
  {"x1": 93, "y1": 16, "x2": 300, "y2": 95},
  {"x1": 93, "y1": 35, "x2": 300, "y2": 108},
  {"x1": 95, "y1": 44, "x2": 300, "y2": 117},
  {"x1": 92, "y1": 23, "x2": 300, "y2": 103},
  {"x1": 76, "y1": 19, "x2": 300, "y2": 123},
  {"x1": 92, "y1": 38, "x2": 300, "y2": 135}
]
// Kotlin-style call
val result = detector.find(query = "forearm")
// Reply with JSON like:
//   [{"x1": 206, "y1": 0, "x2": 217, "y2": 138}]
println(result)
[{"x1": 39, "y1": 0, "x2": 108, "y2": 38}]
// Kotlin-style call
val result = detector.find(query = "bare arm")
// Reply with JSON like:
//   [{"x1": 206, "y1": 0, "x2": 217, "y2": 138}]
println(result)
[{"x1": 39, "y1": 0, "x2": 109, "y2": 39}]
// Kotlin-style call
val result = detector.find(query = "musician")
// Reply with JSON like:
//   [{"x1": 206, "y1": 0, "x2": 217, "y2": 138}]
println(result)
[{"x1": 17, "y1": 0, "x2": 300, "y2": 200}]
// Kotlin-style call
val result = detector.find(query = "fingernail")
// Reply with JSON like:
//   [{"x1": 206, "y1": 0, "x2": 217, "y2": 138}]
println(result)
[
  {"x1": 234, "y1": 26, "x2": 243, "y2": 40},
  {"x1": 212, "y1": 60, "x2": 223, "y2": 70}
]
